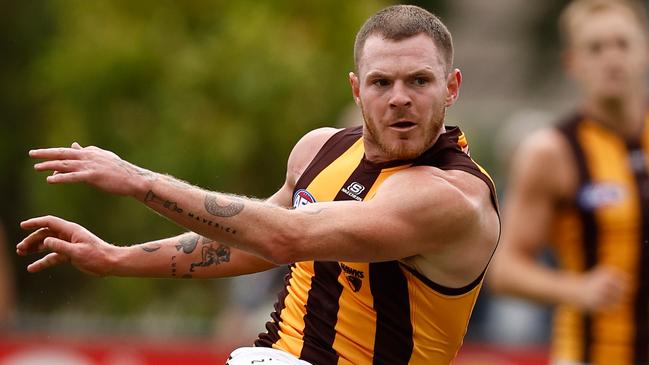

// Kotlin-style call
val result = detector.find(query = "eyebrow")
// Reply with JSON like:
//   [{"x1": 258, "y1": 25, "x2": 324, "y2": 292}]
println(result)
[{"x1": 365, "y1": 68, "x2": 436, "y2": 79}]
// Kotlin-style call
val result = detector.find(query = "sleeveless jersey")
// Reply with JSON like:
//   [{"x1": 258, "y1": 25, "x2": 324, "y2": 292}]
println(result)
[
  {"x1": 255, "y1": 126, "x2": 499, "y2": 364},
  {"x1": 552, "y1": 114, "x2": 649, "y2": 364}
]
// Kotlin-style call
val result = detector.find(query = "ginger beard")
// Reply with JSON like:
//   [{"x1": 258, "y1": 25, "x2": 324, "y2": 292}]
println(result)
[{"x1": 359, "y1": 99, "x2": 446, "y2": 161}]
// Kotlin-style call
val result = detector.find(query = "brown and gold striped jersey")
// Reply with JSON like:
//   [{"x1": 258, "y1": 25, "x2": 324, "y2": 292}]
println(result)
[
  {"x1": 551, "y1": 114, "x2": 649, "y2": 364},
  {"x1": 255, "y1": 126, "x2": 498, "y2": 364}
]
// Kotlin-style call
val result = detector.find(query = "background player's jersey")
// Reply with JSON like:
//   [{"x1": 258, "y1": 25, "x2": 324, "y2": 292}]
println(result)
[
  {"x1": 552, "y1": 114, "x2": 649, "y2": 364},
  {"x1": 256, "y1": 126, "x2": 499, "y2": 365}
]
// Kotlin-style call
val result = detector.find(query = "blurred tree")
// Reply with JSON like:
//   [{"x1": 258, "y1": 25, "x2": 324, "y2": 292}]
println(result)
[{"x1": 3, "y1": 0, "x2": 395, "y2": 334}]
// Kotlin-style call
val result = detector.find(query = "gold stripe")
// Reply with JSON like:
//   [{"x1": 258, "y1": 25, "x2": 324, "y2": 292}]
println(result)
[
  {"x1": 307, "y1": 138, "x2": 364, "y2": 202},
  {"x1": 273, "y1": 261, "x2": 315, "y2": 356}
]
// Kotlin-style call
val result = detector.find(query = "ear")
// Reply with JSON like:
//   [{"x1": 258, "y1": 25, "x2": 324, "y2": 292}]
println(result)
[
  {"x1": 445, "y1": 69, "x2": 462, "y2": 107},
  {"x1": 349, "y1": 72, "x2": 361, "y2": 106}
]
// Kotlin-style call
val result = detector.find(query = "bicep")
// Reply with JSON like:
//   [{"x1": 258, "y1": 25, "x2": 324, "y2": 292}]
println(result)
[{"x1": 292, "y1": 170, "x2": 485, "y2": 262}]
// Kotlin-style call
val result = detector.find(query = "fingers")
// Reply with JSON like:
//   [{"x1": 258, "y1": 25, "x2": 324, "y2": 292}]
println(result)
[
  {"x1": 21, "y1": 216, "x2": 80, "y2": 238},
  {"x1": 29, "y1": 147, "x2": 82, "y2": 160},
  {"x1": 27, "y1": 252, "x2": 69, "y2": 273},
  {"x1": 16, "y1": 228, "x2": 52, "y2": 255},
  {"x1": 46, "y1": 171, "x2": 92, "y2": 184},
  {"x1": 71, "y1": 142, "x2": 83, "y2": 149},
  {"x1": 34, "y1": 160, "x2": 84, "y2": 173},
  {"x1": 25, "y1": 237, "x2": 76, "y2": 273}
]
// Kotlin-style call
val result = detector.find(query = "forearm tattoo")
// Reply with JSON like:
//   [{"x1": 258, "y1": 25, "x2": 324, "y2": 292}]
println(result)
[
  {"x1": 141, "y1": 244, "x2": 161, "y2": 253},
  {"x1": 144, "y1": 190, "x2": 183, "y2": 214},
  {"x1": 204, "y1": 193, "x2": 244, "y2": 217},
  {"x1": 143, "y1": 190, "x2": 240, "y2": 236},
  {"x1": 190, "y1": 244, "x2": 231, "y2": 272},
  {"x1": 176, "y1": 234, "x2": 200, "y2": 254}
]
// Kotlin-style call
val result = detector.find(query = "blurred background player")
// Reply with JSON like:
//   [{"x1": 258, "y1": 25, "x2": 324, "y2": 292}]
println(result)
[{"x1": 488, "y1": 0, "x2": 649, "y2": 364}]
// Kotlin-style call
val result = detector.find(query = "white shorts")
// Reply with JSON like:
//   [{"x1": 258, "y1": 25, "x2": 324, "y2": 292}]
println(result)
[{"x1": 226, "y1": 347, "x2": 313, "y2": 365}]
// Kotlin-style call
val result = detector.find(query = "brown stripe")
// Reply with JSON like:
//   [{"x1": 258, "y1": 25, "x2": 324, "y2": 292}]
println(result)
[
  {"x1": 333, "y1": 157, "x2": 383, "y2": 202},
  {"x1": 413, "y1": 127, "x2": 499, "y2": 214},
  {"x1": 626, "y1": 140, "x2": 649, "y2": 364},
  {"x1": 299, "y1": 262, "x2": 343, "y2": 364},
  {"x1": 557, "y1": 115, "x2": 597, "y2": 363},
  {"x1": 370, "y1": 262, "x2": 413, "y2": 365},
  {"x1": 295, "y1": 126, "x2": 362, "y2": 191},
  {"x1": 255, "y1": 265, "x2": 296, "y2": 348},
  {"x1": 402, "y1": 264, "x2": 484, "y2": 296}
]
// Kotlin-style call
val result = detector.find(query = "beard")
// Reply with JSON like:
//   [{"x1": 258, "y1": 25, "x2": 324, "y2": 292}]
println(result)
[{"x1": 360, "y1": 102, "x2": 445, "y2": 161}]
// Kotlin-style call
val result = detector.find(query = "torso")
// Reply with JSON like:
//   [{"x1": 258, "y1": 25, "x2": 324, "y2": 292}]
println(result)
[
  {"x1": 550, "y1": 113, "x2": 649, "y2": 364},
  {"x1": 256, "y1": 126, "x2": 499, "y2": 365}
]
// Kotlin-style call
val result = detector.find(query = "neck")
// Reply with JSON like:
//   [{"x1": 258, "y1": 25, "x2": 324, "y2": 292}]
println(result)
[{"x1": 581, "y1": 93, "x2": 646, "y2": 138}]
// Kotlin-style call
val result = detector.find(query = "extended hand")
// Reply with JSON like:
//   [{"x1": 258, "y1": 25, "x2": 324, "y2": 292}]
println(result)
[
  {"x1": 30, "y1": 143, "x2": 155, "y2": 197},
  {"x1": 17, "y1": 216, "x2": 118, "y2": 276},
  {"x1": 575, "y1": 265, "x2": 629, "y2": 312}
]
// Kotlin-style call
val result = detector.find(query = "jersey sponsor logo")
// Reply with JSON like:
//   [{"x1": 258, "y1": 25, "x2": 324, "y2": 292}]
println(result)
[
  {"x1": 340, "y1": 262, "x2": 364, "y2": 292},
  {"x1": 578, "y1": 183, "x2": 626, "y2": 210},
  {"x1": 293, "y1": 189, "x2": 316, "y2": 208},
  {"x1": 341, "y1": 182, "x2": 365, "y2": 201}
]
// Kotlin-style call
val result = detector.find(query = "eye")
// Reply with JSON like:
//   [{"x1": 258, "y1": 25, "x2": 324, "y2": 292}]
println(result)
[
  {"x1": 588, "y1": 41, "x2": 603, "y2": 55},
  {"x1": 373, "y1": 78, "x2": 390, "y2": 87},
  {"x1": 413, "y1": 77, "x2": 429, "y2": 86}
]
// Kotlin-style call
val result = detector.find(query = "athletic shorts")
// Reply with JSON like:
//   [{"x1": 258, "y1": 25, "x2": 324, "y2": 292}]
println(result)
[{"x1": 226, "y1": 347, "x2": 313, "y2": 365}]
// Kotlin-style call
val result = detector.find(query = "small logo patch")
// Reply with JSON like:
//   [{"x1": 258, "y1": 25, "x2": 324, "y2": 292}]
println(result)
[
  {"x1": 341, "y1": 182, "x2": 365, "y2": 201},
  {"x1": 293, "y1": 189, "x2": 316, "y2": 208},
  {"x1": 340, "y1": 262, "x2": 364, "y2": 292},
  {"x1": 578, "y1": 183, "x2": 625, "y2": 210}
]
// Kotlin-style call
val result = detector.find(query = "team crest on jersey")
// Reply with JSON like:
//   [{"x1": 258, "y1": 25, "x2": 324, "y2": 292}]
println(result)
[
  {"x1": 293, "y1": 189, "x2": 316, "y2": 208},
  {"x1": 340, "y1": 262, "x2": 364, "y2": 292},
  {"x1": 578, "y1": 183, "x2": 626, "y2": 210}
]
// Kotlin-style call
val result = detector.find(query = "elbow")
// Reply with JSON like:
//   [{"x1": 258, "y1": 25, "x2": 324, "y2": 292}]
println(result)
[{"x1": 257, "y1": 226, "x2": 306, "y2": 265}]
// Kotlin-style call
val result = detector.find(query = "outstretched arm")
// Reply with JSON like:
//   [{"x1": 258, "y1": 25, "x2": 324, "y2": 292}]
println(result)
[
  {"x1": 20, "y1": 129, "x2": 337, "y2": 276},
  {"x1": 17, "y1": 223, "x2": 275, "y2": 278},
  {"x1": 16, "y1": 185, "x2": 295, "y2": 278},
  {"x1": 27, "y1": 127, "x2": 497, "y2": 269}
]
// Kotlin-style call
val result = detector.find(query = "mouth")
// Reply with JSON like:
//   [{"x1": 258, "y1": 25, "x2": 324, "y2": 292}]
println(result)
[{"x1": 389, "y1": 120, "x2": 417, "y2": 131}]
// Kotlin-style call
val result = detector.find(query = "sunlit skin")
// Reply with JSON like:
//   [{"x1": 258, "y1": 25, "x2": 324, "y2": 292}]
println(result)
[
  {"x1": 565, "y1": 7, "x2": 649, "y2": 125},
  {"x1": 349, "y1": 33, "x2": 461, "y2": 162}
]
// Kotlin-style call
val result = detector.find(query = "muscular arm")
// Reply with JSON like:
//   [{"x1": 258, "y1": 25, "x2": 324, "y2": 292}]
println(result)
[
  {"x1": 18, "y1": 186, "x2": 291, "y2": 278},
  {"x1": 487, "y1": 129, "x2": 627, "y2": 309},
  {"x1": 19, "y1": 128, "x2": 337, "y2": 277},
  {"x1": 26, "y1": 127, "x2": 497, "y2": 279}
]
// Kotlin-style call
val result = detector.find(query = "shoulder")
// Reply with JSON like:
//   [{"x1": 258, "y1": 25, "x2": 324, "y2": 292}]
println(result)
[
  {"x1": 375, "y1": 166, "x2": 495, "y2": 235},
  {"x1": 510, "y1": 127, "x2": 577, "y2": 199},
  {"x1": 376, "y1": 166, "x2": 499, "y2": 285},
  {"x1": 379, "y1": 165, "x2": 490, "y2": 205},
  {"x1": 286, "y1": 127, "x2": 341, "y2": 187},
  {"x1": 517, "y1": 127, "x2": 571, "y2": 163}
]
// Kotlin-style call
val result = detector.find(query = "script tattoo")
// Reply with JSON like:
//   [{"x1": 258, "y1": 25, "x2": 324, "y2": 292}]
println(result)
[
  {"x1": 141, "y1": 244, "x2": 161, "y2": 253},
  {"x1": 204, "y1": 193, "x2": 244, "y2": 217},
  {"x1": 187, "y1": 211, "x2": 238, "y2": 235},
  {"x1": 176, "y1": 234, "x2": 200, "y2": 254},
  {"x1": 190, "y1": 244, "x2": 231, "y2": 272}
]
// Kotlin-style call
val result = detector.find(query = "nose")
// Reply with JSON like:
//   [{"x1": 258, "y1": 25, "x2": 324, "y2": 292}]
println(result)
[{"x1": 389, "y1": 81, "x2": 412, "y2": 109}]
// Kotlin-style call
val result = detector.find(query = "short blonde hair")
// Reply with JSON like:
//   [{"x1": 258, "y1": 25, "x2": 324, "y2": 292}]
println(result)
[
  {"x1": 558, "y1": 0, "x2": 649, "y2": 48},
  {"x1": 354, "y1": 5, "x2": 453, "y2": 73}
]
